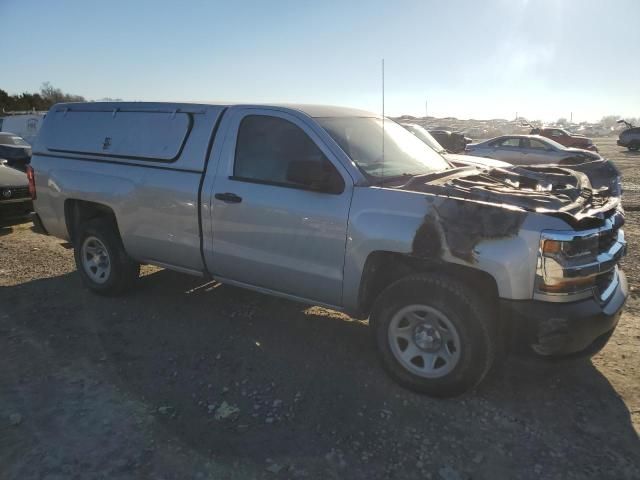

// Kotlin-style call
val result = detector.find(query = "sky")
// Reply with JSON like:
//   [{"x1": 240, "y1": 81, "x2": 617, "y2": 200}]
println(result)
[{"x1": 1, "y1": 0, "x2": 638, "y2": 122}]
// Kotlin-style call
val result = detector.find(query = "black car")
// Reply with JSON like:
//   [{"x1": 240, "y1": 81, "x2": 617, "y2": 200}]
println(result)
[
  {"x1": 428, "y1": 129, "x2": 472, "y2": 153},
  {"x1": 0, "y1": 132, "x2": 32, "y2": 171},
  {"x1": 617, "y1": 121, "x2": 640, "y2": 151},
  {"x1": 0, "y1": 160, "x2": 33, "y2": 226}
]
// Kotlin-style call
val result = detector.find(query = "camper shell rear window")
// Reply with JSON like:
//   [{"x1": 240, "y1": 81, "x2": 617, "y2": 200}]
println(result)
[{"x1": 45, "y1": 108, "x2": 192, "y2": 162}]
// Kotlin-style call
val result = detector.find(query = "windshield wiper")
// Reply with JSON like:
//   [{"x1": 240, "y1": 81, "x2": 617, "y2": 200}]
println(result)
[
  {"x1": 400, "y1": 166, "x2": 476, "y2": 187},
  {"x1": 383, "y1": 172, "x2": 422, "y2": 182}
]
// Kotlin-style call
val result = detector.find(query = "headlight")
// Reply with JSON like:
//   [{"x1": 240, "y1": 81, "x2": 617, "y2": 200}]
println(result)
[
  {"x1": 535, "y1": 221, "x2": 625, "y2": 301},
  {"x1": 541, "y1": 236, "x2": 598, "y2": 259},
  {"x1": 537, "y1": 235, "x2": 599, "y2": 295},
  {"x1": 536, "y1": 213, "x2": 625, "y2": 300}
]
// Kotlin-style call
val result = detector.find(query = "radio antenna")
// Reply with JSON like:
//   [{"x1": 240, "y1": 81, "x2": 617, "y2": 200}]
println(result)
[{"x1": 381, "y1": 58, "x2": 385, "y2": 187}]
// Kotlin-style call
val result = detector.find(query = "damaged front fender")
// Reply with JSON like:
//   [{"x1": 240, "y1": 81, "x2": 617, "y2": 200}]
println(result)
[
  {"x1": 412, "y1": 197, "x2": 526, "y2": 263},
  {"x1": 342, "y1": 160, "x2": 621, "y2": 313}
]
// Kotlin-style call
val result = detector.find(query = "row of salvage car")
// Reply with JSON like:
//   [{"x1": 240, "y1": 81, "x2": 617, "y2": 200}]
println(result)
[
  {"x1": 401, "y1": 123, "x2": 603, "y2": 168},
  {"x1": 401, "y1": 124, "x2": 622, "y2": 217}
]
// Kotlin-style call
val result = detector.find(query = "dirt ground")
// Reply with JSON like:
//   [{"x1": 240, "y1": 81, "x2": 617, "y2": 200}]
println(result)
[{"x1": 1, "y1": 137, "x2": 638, "y2": 480}]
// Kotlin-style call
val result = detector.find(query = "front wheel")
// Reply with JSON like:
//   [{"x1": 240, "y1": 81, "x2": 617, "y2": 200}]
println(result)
[
  {"x1": 74, "y1": 218, "x2": 140, "y2": 295},
  {"x1": 370, "y1": 274, "x2": 496, "y2": 397},
  {"x1": 628, "y1": 142, "x2": 639, "y2": 152}
]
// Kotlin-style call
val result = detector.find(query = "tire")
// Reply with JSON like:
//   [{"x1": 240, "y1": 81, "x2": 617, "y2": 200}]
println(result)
[
  {"x1": 73, "y1": 218, "x2": 140, "y2": 295},
  {"x1": 370, "y1": 273, "x2": 496, "y2": 397},
  {"x1": 628, "y1": 142, "x2": 639, "y2": 152}
]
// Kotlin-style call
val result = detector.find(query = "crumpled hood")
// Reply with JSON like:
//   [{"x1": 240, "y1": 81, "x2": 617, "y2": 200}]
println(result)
[{"x1": 398, "y1": 159, "x2": 621, "y2": 227}]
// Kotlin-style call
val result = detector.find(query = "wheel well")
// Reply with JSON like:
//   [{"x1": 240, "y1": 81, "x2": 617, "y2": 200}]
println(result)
[
  {"x1": 357, "y1": 251, "x2": 499, "y2": 318},
  {"x1": 64, "y1": 199, "x2": 119, "y2": 244}
]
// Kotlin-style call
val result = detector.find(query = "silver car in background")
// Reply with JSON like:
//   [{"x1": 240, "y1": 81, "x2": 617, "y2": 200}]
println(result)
[{"x1": 466, "y1": 135, "x2": 601, "y2": 165}]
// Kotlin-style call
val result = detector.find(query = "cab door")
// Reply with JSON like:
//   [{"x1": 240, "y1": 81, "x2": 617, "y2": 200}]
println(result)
[{"x1": 208, "y1": 108, "x2": 353, "y2": 306}]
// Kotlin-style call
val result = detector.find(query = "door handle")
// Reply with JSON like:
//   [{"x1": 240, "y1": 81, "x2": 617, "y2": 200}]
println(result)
[{"x1": 215, "y1": 192, "x2": 243, "y2": 203}]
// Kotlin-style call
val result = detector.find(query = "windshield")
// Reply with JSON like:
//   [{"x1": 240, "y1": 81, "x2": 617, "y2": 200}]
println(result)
[
  {"x1": 0, "y1": 134, "x2": 29, "y2": 146},
  {"x1": 317, "y1": 117, "x2": 450, "y2": 180},
  {"x1": 402, "y1": 124, "x2": 446, "y2": 153}
]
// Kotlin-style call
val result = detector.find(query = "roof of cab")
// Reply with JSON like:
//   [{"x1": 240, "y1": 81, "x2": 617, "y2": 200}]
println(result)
[
  {"x1": 50, "y1": 102, "x2": 378, "y2": 118},
  {"x1": 277, "y1": 104, "x2": 376, "y2": 118}
]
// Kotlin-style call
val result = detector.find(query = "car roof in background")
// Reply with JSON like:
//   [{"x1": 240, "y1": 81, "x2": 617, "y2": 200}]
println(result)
[{"x1": 494, "y1": 134, "x2": 554, "y2": 140}]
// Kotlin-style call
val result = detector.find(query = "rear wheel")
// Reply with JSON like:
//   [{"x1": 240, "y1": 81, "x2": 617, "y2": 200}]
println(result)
[
  {"x1": 370, "y1": 274, "x2": 496, "y2": 397},
  {"x1": 74, "y1": 218, "x2": 139, "y2": 295}
]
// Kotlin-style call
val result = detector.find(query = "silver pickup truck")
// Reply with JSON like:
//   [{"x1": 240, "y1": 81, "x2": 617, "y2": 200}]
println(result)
[{"x1": 29, "y1": 102, "x2": 627, "y2": 397}]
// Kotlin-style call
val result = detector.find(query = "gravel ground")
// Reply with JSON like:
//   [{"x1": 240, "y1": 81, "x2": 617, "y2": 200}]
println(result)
[{"x1": 1, "y1": 137, "x2": 638, "y2": 479}]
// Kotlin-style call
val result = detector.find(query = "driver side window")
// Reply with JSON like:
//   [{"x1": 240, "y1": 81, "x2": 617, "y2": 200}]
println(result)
[{"x1": 234, "y1": 115, "x2": 343, "y2": 192}]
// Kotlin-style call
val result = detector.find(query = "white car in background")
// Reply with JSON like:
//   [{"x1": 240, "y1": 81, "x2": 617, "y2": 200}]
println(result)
[{"x1": 401, "y1": 123, "x2": 511, "y2": 169}]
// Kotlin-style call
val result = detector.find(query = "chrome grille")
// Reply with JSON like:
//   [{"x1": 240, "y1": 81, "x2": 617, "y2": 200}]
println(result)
[
  {"x1": 535, "y1": 210, "x2": 626, "y2": 303},
  {"x1": 599, "y1": 228, "x2": 618, "y2": 252},
  {"x1": 0, "y1": 186, "x2": 30, "y2": 200}
]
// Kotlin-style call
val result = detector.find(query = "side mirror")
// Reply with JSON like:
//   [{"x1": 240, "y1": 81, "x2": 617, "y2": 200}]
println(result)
[{"x1": 286, "y1": 160, "x2": 344, "y2": 194}]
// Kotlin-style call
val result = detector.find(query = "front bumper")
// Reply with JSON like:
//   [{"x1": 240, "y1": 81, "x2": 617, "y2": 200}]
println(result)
[
  {"x1": 0, "y1": 199, "x2": 33, "y2": 225},
  {"x1": 501, "y1": 269, "x2": 628, "y2": 356}
]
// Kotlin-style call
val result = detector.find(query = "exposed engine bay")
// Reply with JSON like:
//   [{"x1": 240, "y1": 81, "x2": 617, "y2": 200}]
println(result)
[
  {"x1": 400, "y1": 159, "x2": 621, "y2": 226},
  {"x1": 402, "y1": 159, "x2": 622, "y2": 262}
]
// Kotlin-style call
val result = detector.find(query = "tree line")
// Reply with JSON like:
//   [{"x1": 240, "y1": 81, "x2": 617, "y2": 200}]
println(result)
[{"x1": 0, "y1": 83, "x2": 85, "y2": 113}]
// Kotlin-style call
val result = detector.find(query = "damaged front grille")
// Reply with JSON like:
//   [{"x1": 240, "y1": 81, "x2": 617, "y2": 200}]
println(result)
[
  {"x1": 599, "y1": 227, "x2": 619, "y2": 252},
  {"x1": 597, "y1": 210, "x2": 624, "y2": 254}
]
